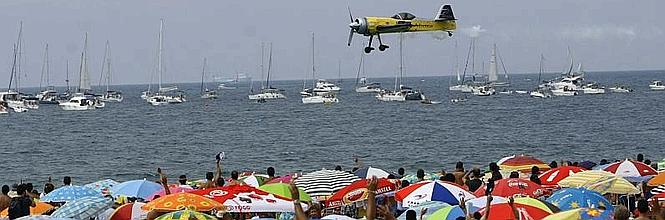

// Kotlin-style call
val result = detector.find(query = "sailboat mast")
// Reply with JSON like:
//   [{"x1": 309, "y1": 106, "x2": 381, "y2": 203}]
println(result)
[
  {"x1": 266, "y1": 43, "x2": 273, "y2": 88},
  {"x1": 16, "y1": 22, "x2": 23, "y2": 93},
  {"x1": 538, "y1": 54, "x2": 544, "y2": 84},
  {"x1": 106, "y1": 41, "x2": 112, "y2": 92},
  {"x1": 355, "y1": 52, "x2": 363, "y2": 87},
  {"x1": 78, "y1": 32, "x2": 90, "y2": 93},
  {"x1": 40, "y1": 43, "x2": 49, "y2": 91},
  {"x1": 65, "y1": 60, "x2": 70, "y2": 93},
  {"x1": 8, "y1": 44, "x2": 17, "y2": 92},
  {"x1": 98, "y1": 41, "x2": 109, "y2": 90},
  {"x1": 454, "y1": 39, "x2": 460, "y2": 82},
  {"x1": 158, "y1": 19, "x2": 164, "y2": 90},
  {"x1": 260, "y1": 43, "x2": 265, "y2": 89},
  {"x1": 200, "y1": 57, "x2": 207, "y2": 94},
  {"x1": 311, "y1": 33, "x2": 316, "y2": 88},
  {"x1": 397, "y1": 33, "x2": 404, "y2": 90},
  {"x1": 337, "y1": 59, "x2": 341, "y2": 84}
]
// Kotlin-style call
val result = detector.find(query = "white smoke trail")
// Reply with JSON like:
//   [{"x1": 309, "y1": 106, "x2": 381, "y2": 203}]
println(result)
[{"x1": 462, "y1": 25, "x2": 486, "y2": 38}]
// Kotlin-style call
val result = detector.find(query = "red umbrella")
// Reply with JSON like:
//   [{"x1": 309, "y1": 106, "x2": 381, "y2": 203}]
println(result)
[
  {"x1": 190, "y1": 185, "x2": 301, "y2": 213},
  {"x1": 109, "y1": 202, "x2": 147, "y2": 220},
  {"x1": 604, "y1": 159, "x2": 658, "y2": 178},
  {"x1": 498, "y1": 155, "x2": 550, "y2": 173},
  {"x1": 478, "y1": 201, "x2": 553, "y2": 220},
  {"x1": 265, "y1": 174, "x2": 295, "y2": 184},
  {"x1": 326, "y1": 178, "x2": 399, "y2": 208},
  {"x1": 474, "y1": 178, "x2": 545, "y2": 198},
  {"x1": 539, "y1": 166, "x2": 586, "y2": 186}
]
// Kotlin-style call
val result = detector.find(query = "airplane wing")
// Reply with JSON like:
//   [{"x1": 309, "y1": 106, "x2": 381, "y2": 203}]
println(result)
[{"x1": 376, "y1": 23, "x2": 412, "y2": 32}]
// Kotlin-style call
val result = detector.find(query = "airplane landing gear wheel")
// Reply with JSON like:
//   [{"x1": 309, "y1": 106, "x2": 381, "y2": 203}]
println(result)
[
  {"x1": 379, "y1": 45, "x2": 389, "y2": 51},
  {"x1": 364, "y1": 47, "x2": 375, "y2": 53}
]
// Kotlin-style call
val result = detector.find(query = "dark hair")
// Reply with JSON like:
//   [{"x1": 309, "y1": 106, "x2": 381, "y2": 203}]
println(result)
[
  {"x1": 1, "y1": 185, "x2": 8, "y2": 194},
  {"x1": 231, "y1": 171, "x2": 239, "y2": 180},
  {"x1": 549, "y1": 161, "x2": 558, "y2": 168},
  {"x1": 614, "y1": 205, "x2": 630, "y2": 220},
  {"x1": 179, "y1": 175, "x2": 187, "y2": 185},
  {"x1": 599, "y1": 159, "x2": 608, "y2": 165},
  {"x1": 387, "y1": 174, "x2": 396, "y2": 179},
  {"x1": 441, "y1": 173, "x2": 456, "y2": 183},
  {"x1": 44, "y1": 183, "x2": 55, "y2": 194},
  {"x1": 267, "y1": 167, "x2": 275, "y2": 177},
  {"x1": 416, "y1": 169, "x2": 425, "y2": 179},
  {"x1": 572, "y1": 162, "x2": 579, "y2": 167},
  {"x1": 637, "y1": 199, "x2": 649, "y2": 213},
  {"x1": 456, "y1": 162, "x2": 464, "y2": 171},
  {"x1": 334, "y1": 165, "x2": 342, "y2": 171},
  {"x1": 471, "y1": 168, "x2": 481, "y2": 178},
  {"x1": 644, "y1": 159, "x2": 651, "y2": 165},
  {"x1": 26, "y1": 183, "x2": 33, "y2": 192},
  {"x1": 637, "y1": 154, "x2": 644, "y2": 162},
  {"x1": 405, "y1": 210, "x2": 417, "y2": 220},
  {"x1": 216, "y1": 177, "x2": 225, "y2": 187},
  {"x1": 398, "y1": 167, "x2": 405, "y2": 175},
  {"x1": 63, "y1": 176, "x2": 71, "y2": 185},
  {"x1": 16, "y1": 184, "x2": 26, "y2": 195},
  {"x1": 509, "y1": 171, "x2": 520, "y2": 178},
  {"x1": 401, "y1": 180, "x2": 410, "y2": 188},
  {"x1": 473, "y1": 212, "x2": 482, "y2": 220},
  {"x1": 531, "y1": 166, "x2": 540, "y2": 175},
  {"x1": 489, "y1": 162, "x2": 499, "y2": 172},
  {"x1": 205, "y1": 172, "x2": 214, "y2": 181}
]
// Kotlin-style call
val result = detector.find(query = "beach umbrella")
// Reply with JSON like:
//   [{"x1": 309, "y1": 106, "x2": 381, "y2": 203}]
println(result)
[
  {"x1": 473, "y1": 178, "x2": 545, "y2": 198},
  {"x1": 14, "y1": 216, "x2": 75, "y2": 220},
  {"x1": 578, "y1": 161, "x2": 597, "y2": 170},
  {"x1": 40, "y1": 185, "x2": 101, "y2": 203},
  {"x1": 258, "y1": 183, "x2": 312, "y2": 202},
  {"x1": 546, "y1": 188, "x2": 613, "y2": 211},
  {"x1": 395, "y1": 180, "x2": 475, "y2": 208},
  {"x1": 464, "y1": 196, "x2": 508, "y2": 214},
  {"x1": 295, "y1": 169, "x2": 360, "y2": 197},
  {"x1": 111, "y1": 179, "x2": 163, "y2": 200},
  {"x1": 539, "y1": 166, "x2": 586, "y2": 186},
  {"x1": 354, "y1": 166, "x2": 391, "y2": 179},
  {"x1": 400, "y1": 173, "x2": 439, "y2": 184},
  {"x1": 239, "y1": 174, "x2": 269, "y2": 187},
  {"x1": 147, "y1": 185, "x2": 196, "y2": 201},
  {"x1": 84, "y1": 179, "x2": 119, "y2": 196},
  {"x1": 558, "y1": 170, "x2": 640, "y2": 194},
  {"x1": 659, "y1": 159, "x2": 665, "y2": 171},
  {"x1": 109, "y1": 202, "x2": 147, "y2": 220},
  {"x1": 0, "y1": 202, "x2": 53, "y2": 217},
  {"x1": 265, "y1": 174, "x2": 295, "y2": 184},
  {"x1": 647, "y1": 172, "x2": 665, "y2": 186},
  {"x1": 154, "y1": 210, "x2": 217, "y2": 220},
  {"x1": 326, "y1": 178, "x2": 398, "y2": 208},
  {"x1": 397, "y1": 201, "x2": 450, "y2": 220},
  {"x1": 191, "y1": 185, "x2": 306, "y2": 213},
  {"x1": 143, "y1": 192, "x2": 223, "y2": 212},
  {"x1": 321, "y1": 215, "x2": 357, "y2": 220},
  {"x1": 426, "y1": 205, "x2": 465, "y2": 220},
  {"x1": 497, "y1": 155, "x2": 550, "y2": 173},
  {"x1": 50, "y1": 196, "x2": 113, "y2": 219},
  {"x1": 542, "y1": 208, "x2": 613, "y2": 220},
  {"x1": 604, "y1": 159, "x2": 657, "y2": 181},
  {"x1": 651, "y1": 184, "x2": 665, "y2": 195},
  {"x1": 478, "y1": 197, "x2": 554, "y2": 220}
]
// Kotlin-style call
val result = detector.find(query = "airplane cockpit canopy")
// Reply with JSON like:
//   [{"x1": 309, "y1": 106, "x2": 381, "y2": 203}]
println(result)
[{"x1": 391, "y1": 12, "x2": 416, "y2": 20}]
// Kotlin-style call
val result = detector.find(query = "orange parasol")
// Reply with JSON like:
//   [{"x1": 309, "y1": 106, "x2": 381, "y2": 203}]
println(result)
[
  {"x1": 142, "y1": 192, "x2": 223, "y2": 212},
  {"x1": 0, "y1": 202, "x2": 53, "y2": 216}
]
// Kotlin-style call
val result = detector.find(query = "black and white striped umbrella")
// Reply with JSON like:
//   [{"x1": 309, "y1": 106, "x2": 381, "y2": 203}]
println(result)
[
  {"x1": 295, "y1": 169, "x2": 360, "y2": 197},
  {"x1": 651, "y1": 184, "x2": 665, "y2": 195}
]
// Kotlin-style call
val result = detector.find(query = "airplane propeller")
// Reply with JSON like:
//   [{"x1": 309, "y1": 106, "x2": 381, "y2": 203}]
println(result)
[{"x1": 347, "y1": 6, "x2": 357, "y2": 46}]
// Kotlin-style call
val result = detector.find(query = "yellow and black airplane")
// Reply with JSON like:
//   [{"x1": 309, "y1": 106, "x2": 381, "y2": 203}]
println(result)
[{"x1": 348, "y1": 4, "x2": 457, "y2": 53}]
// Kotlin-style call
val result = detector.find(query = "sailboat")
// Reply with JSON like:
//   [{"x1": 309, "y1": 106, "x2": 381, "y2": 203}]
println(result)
[
  {"x1": 530, "y1": 54, "x2": 551, "y2": 98},
  {"x1": 147, "y1": 19, "x2": 186, "y2": 105},
  {"x1": 1, "y1": 22, "x2": 30, "y2": 113},
  {"x1": 97, "y1": 41, "x2": 123, "y2": 102},
  {"x1": 200, "y1": 58, "x2": 218, "y2": 99},
  {"x1": 248, "y1": 43, "x2": 286, "y2": 101},
  {"x1": 354, "y1": 52, "x2": 382, "y2": 93},
  {"x1": 449, "y1": 38, "x2": 475, "y2": 93},
  {"x1": 36, "y1": 43, "x2": 59, "y2": 104},
  {"x1": 376, "y1": 33, "x2": 424, "y2": 102},
  {"x1": 302, "y1": 33, "x2": 339, "y2": 104},
  {"x1": 60, "y1": 32, "x2": 100, "y2": 110}
]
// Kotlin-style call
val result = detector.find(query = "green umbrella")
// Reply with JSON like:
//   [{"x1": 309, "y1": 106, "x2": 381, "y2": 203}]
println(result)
[{"x1": 258, "y1": 183, "x2": 311, "y2": 202}]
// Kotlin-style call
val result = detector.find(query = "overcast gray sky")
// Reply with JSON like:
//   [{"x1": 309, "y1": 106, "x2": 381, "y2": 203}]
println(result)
[{"x1": 1, "y1": 0, "x2": 663, "y2": 87}]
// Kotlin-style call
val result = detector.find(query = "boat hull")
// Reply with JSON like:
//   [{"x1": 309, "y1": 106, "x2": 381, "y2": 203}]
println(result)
[
  {"x1": 248, "y1": 93, "x2": 286, "y2": 100},
  {"x1": 302, "y1": 96, "x2": 338, "y2": 104}
]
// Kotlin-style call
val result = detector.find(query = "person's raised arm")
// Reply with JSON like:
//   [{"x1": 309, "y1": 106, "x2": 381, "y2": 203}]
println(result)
[
  {"x1": 480, "y1": 195, "x2": 493, "y2": 220},
  {"x1": 289, "y1": 182, "x2": 308, "y2": 220},
  {"x1": 377, "y1": 204, "x2": 396, "y2": 220},
  {"x1": 157, "y1": 168, "x2": 170, "y2": 195},
  {"x1": 366, "y1": 176, "x2": 378, "y2": 220},
  {"x1": 213, "y1": 159, "x2": 223, "y2": 186},
  {"x1": 508, "y1": 197, "x2": 519, "y2": 220}
]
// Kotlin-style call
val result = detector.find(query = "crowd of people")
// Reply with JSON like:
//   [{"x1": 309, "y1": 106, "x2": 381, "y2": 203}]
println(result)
[{"x1": 1, "y1": 153, "x2": 664, "y2": 220}]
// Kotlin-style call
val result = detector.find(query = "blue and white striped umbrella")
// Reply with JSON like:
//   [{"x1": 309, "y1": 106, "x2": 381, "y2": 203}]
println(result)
[
  {"x1": 51, "y1": 196, "x2": 113, "y2": 220},
  {"x1": 15, "y1": 216, "x2": 76, "y2": 220},
  {"x1": 110, "y1": 179, "x2": 163, "y2": 200},
  {"x1": 40, "y1": 186, "x2": 101, "y2": 203}
]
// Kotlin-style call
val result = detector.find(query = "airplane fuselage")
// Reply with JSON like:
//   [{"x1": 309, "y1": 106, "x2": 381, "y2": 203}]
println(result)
[{"x1": 361, "y1": 17, "x2": 456, "y2": 35}]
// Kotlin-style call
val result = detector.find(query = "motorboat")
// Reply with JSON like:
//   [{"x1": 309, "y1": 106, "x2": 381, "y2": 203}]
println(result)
[
  {"x1": 249, "y1": 88, "x2": 286, "y2": 100},
  {"x1": 449, "y1": 84, "x2": 473, "y2": 93},
  {"x1": 0, "y1": 91, "x2": 28, "y2": 112},
  {"x1": 551, "y1": 86, "x2": 578, "y2": 96},
  {"x1": 515, "y1": 90, "x2": 528, "y2": 94},
  {"x1": 148, "y1": 95, "x2": 168, "y2": 106},
  {"x1": 375, "y1": 90, "x2": 406, "y2": 102},
  {"x1": 472, "y1": 85, "x2": 495, "y2": 96},
  {"x1": 530, "y1": 89, "x2": 551, "y2": 98},
  {"x1": 356, "y1": 83, "x2": 382, "y2": 93},
  {"x1": 609, "y1": 85, "x2": 632, "y2": 93},
  {"x1": 582, "y1": 83, "x2": 605, "y2": 94},
  {"x1": 420, "y1": 98, "x2": 440, "y2": 105},
  {"x1": 37, "y1": 88, "x2": 60, "y2": 104},
  {"x1": 100, "y1": 91, "x2": 123, "y2": 102},
  {"x1": 301, "y1": 91, "x2": 338, "y2": 104},
  {"x1": 59, "y1": 93, "x2": 96, "y2": 111},
  {"x1": 649, "y1": 80, "x2": 665, "y2": 91},
  {"x1": 201, "y1": 89, "x2": 218, "y2": 99},
  {"x1": 312, "y1": 79, "x2": 341, "y2": 93},
  {"x1": 498, "y1": 89, "x2": 513, "y2": 95}
]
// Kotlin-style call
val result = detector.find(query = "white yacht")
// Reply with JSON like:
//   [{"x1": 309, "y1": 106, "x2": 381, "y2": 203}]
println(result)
[
  {"x1": 301, "y1": 33, "x2": 339, "y2": 105},
  {"x1": 0, "y1": 91, "x2": 27, "y2": 112},
  {"x1": 530, "y1": 88, "x2": 551, "y2": 98},
  {"x1": 609, "y1": 85, "x2": 632, "y2": 93},
  {"x1": 145, "y1": 20, "x2": 187, "y2": 105},
  {"x1": 148, "y1": 95, "x2": 168, "y2": 106},
  {"x1": 37, "y1": 88, "x2": 59, "y2": 104},
  {"x1": 582, "y1": 83, "x2": 605, "y2": 94},
  {"x1": 377, "y1": 34, "x2": 424, "y2": 102},
  {"x1": 3, "y1": 23, "x2": 31, "y2": 112},
  {"x1": 649, "y1": 80, "x2": 665, "y2": 91},
  {"x1": 449, "y1": 84, "x2": 473, "y2": 93},
  {"x1": 354, "y1": 53, "x2": 382, "y2": 93},
  {"x1": 248, "y1": 43, "x2": 286, "y2": 101},
  {"x1": 302, "y1": 91, "x2": 338, "y2": 104},
  {"x1": 59, "y1": 93, "x2": 96, "y2": 111},
  {"x1": 36, "y1": 44, "x2": 60, "y2": 104},
  {"x1": 312, "y1": 79, "x2": 341, "y2": 93},
  {"x1": 375, "y1": 90, "x2": 406, "y2": 102},
  {"x1": 551, "y1": 86, "x2": 578, "y2": 96},
  {"x1": 101, "y1": 91, "x2": 123, "y2": 102},
  {"x1": 98, "y1": 41, "x2": 123, "y2": 102},
  {"x1": 472, "y1": 85, "x2": 495, "y2": 96},
  {"x1": 355, "y1": 82, "x2": 382, "y2": 93},
  {"x1": 199, "y1": 58, "x2": 218, "y2": 99}
]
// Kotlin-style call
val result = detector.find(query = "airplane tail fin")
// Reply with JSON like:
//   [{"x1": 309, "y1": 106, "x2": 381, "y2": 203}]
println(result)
[{"x1": 435, "y1": 4, "x2": 455, "y2": 21}]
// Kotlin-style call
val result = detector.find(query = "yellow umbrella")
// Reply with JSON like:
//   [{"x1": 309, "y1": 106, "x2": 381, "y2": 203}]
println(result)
[
  {"x1": 155, "y1": 210, "x2": 217, "y2": 220},
  {"x1": 558, "y1": 170, "x2": 639, "y2": 194},
  {"x1": 0, "y1": 202, "x2": 53, "y2": 216}
]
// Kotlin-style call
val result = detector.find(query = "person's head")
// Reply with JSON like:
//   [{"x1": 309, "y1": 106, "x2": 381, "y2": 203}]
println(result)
[
  {"x1": 1, "y1": 185, "x2": 9, "y2": 195},
  {"x1": 401, "y1": 180, "x2": 410, "y2": 189},
  {"x1": 613, "y1": 205, "x2": 630, "y2": 220},
  {"x1": 416, "y1": 169, "x2": 425, "y2": 180},
  {"x1": 405, "y1": 210, "x2": 417, "y2": 220},
  {"x1": 456, "y1": 161, "x2": 464, "y2": 172},
  {"x1": 441, "y1": 173, "x2": 456, "y2": 183},
  {"x1": 549, "y1": 161, "x2": 558, "y2": 168},
  {"x1": 637, "y1": 153, "x2": 644, "y2": 162},
  {"x1": 398, "y1": 167, "x2": 405, "y2": 176},
  {"x1": 572, "y1": 162, "x2": 579, "y2": 167},
  {"x1": 531, "y1": 166, "x2": 540, "y2": 175},
  {"x1": 231, "y1": 171, "x2": 239, "y2": 180},
  {"x1": 644, "y1": 159, "x2": 651, "y2": 165},
  {"x1": 489, "y1": 162, "x2": 499, "y2": 172},
  {"x1": 334, "y1": 165, "x2": 342, "y2": 171},
  {"x1": 471, "y1": 168, "x2": 481, "y2": 178},
  {"x1": 25, "y1": 183, "x2": 33, "y2": 192},
  {"x1": 267, "y1": 167, "x2": 275, "y2": 177},
  {"x1": 16, "y1": 184, "x2": 26, "y2": 196},
  {"x1": 178, "y1": 175, "x2": 187, "y2": 185},
  {"x1": 216, "y1": 177, "x2": 225, "y2": 187},
  {"x1": 473, "y1": 212, "x2": 483, "y2": 220},
  {"x1": 63, "y1": 176, "x2": 71, "y2": 185},
  {"x1": 600, "y1": 159, "x2": 608, "y2": 165},
  {"x1": 44, "y1": 183, "x2": 55, "y2": 194},
  {"x1": 387, "y1": 174, "x2": 396, "y2": 179},
  {"x1": 205, "y1": 172, "x2": 214, "y2": 181},
  {"x1": 636, "y1": 199, "x2": 649, "y2": 214},
  {"x1": 308, "y1": 203, "x2": 322, "y2": 218},
  {"x1": 509, "y1": 171, "x2": 520, "y2": 178}
]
